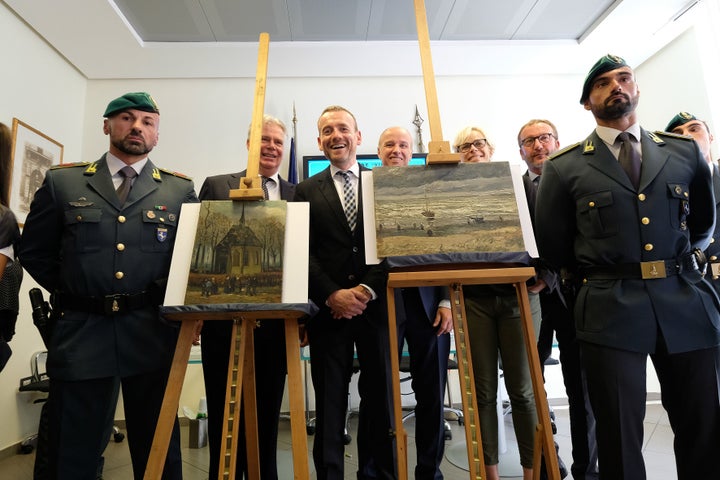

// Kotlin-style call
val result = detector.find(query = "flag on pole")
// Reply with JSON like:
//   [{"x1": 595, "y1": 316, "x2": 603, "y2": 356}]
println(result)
[{"x1": 288, "y1": 136, "x2": 298, "y2": 184}]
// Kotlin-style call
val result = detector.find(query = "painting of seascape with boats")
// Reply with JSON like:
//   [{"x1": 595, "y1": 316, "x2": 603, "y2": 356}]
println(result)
[{"x1": 372, "y1": 162, "x2": 525, "y2": 258}]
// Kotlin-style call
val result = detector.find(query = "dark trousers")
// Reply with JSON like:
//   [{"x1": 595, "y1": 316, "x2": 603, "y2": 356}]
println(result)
[
  {"x1": 395, "y1": 288, "x2": 449, "y2": 480},
  {"x1": 538, "y1": 291, "x2": 598, "y2": 479},
  {"x1": 582, "y1": 342, "x2": 720, "y2": 480},
  {"x1": 45, "y1": 370, "x2": 181, "y2": 480},
  {"x1": 201, "y1": 318, "x2": 287, "y2": 480},
  {"x1": 308, "y1": 311, "x2": 396, "y2": 480}
]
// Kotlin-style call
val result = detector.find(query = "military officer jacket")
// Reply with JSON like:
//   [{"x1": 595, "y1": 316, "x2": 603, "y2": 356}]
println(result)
[
  {"x1": 535, "y1": 129, "x2": 720, "y2": 354},
  {"x1": 19, "y1": 155, "x2": 198, "y2": 380}
]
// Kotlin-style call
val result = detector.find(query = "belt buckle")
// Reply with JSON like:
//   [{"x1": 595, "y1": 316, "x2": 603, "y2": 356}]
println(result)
[
  {"x1": 711, "y1": 263, "x2": 720, "y2": 280},
  {"x1": 640, "y1": 261, "x2": 667, "y2": 279},
  {"x1": 104, "y1": 294, "x2": 125, "y2": 315}
]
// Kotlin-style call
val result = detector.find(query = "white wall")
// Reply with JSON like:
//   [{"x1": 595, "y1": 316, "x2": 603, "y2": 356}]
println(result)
[
  {"x1": 0, "y1": 4, "x2": 87, "y2": 453},
  {"x1": 2, "y1": 0, "x2": 719, "y2": 453}
]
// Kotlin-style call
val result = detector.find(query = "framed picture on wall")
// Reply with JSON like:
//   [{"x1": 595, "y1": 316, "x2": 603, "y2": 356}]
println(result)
[{"x1": 9, "y1": 118, "x2": 64, "y2": 226}]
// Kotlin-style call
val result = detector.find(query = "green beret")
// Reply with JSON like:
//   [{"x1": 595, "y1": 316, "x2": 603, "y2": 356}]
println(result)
[
  {"x1": 103, "y1": 92, "x2": 160, "y2": 117},
  {"x1": 579, "y1": 54, "x2": 629, "y2": 104},
  {"x1": 665, "y1": 112, "x2": 697, "y2": 132}
]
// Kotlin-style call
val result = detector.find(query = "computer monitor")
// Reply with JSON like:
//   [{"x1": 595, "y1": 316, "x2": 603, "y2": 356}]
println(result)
[{"x1": 302, "y1": 153, "x2": 427, "y2": 180}]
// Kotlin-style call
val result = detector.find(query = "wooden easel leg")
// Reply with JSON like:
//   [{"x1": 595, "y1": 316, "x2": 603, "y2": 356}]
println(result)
[
  {"x1": 144, "y1": 319, "x2": 197, "y2": 480},
  {"x1": 514, "y1": 282, "x2": 560, "y2": 480},
  {"x1": 451, "y1": 285, "x2": 486, "y2": 480},
  {"x1": 242, "y1": 320, "x2": 260, "y2": 480},
  {"x1": 386, "y1": 285, "x2": 408, "y2": 480},
  {"x1": 218, "y1": 318, "x2": 249, "y2": 479},
  {"x1": 532, "y1": 424, "x2": 544, "y2": 480},
  {"x1": 284, "y1": 319, "x2": 310, "y2": 479}
]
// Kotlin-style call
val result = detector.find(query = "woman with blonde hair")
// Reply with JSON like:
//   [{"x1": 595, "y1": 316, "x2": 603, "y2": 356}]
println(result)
[
  {"x1": 453, "y1": 125, "x2": 540, "y2": 480},
  {"x1": 454, "y1": 126, "x2": 495, "y2": 163}
]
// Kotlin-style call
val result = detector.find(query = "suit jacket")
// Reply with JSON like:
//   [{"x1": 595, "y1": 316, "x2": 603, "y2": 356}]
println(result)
[
  {"x1": 19, "y1": 155, "x2": 198, "y2": 380},
  {"x1": 293, "y1": 165, "x2": 387, "y2": 323},
  {"x1": 535, "y1": 128, "x2": 720, "y2": 354},
  {"x1": 198, "y1": 170, "x2": 295, "y2": 201}
]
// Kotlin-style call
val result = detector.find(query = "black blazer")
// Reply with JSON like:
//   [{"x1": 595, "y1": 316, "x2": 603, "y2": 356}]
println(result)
[
  {"x1": 294, "y1": 165, "x2": 387, "y2": 323},
  {"x1": 198, "y1": 170, "x2": 295, "y2": 201}
]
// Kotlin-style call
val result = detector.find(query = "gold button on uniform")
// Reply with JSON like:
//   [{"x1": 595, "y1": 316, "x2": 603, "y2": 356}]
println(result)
[
  {"x1": 711, "y1": 256, "x2": 718, "y2": 261},
  {"x1": 76, "y1": 215, "x2": 82, "y2": 221},
  {"x1": 644, "y1": 244, "x2": 654, "y2": 251},
  {"x1": 588, "y1": 201, "x2": 595, "y2": 208},
  {"x1": 641, "y1": 217, "x2": 650, "y2": 225},
  {"x1": 638, "y1": 194, "x2": 646, "y2": 201},
  {"x1": 116, "y1": 243, "x2": 125, "y2": 251},
  {"x1": 118, "y1": 216, "x2": 126, "y2": 223},
  {"x1": 115, "y1": 271, "x2": 124, "y2": 279}
]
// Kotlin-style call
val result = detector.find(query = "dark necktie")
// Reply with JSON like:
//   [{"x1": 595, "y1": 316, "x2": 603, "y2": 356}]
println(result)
[
  {"x1": 261, "y1": 176, "x2": 270, "y2": 200},
  {"x1": 529, "y1": 176, "x2": 539, "y2": 214},
  {"x1": 116, "y1": 166, "x2": 137, "y2": 204},
  {"x1": 337, "y1": 171, "x2": 357, "y2": 232},
  {"x1": 617, "y1": 132, "x2": 641, "y2": 189}
]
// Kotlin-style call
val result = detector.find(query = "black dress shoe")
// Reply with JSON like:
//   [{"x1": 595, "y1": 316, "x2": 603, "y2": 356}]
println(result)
[
  {"x1": 544, "y1": 356, "x2": 560, "y2": 365},
  {"x1": 539, "y1": 442, "x2": 568, "y2": 479}
]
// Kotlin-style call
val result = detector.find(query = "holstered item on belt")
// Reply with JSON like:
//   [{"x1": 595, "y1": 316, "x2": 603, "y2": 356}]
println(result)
[{"x1": 54, "y1": 291, "x2": 154, "y2": 315}]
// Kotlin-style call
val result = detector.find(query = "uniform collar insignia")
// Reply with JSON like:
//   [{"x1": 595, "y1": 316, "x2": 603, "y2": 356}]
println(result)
[
  {"x1": 84, "y1": 163, "x2": 98, "y2": 175},
  {"x1": 583, "y1": 140, "x2": 595, "y2": 154},
  {"x1": 648, "y1": 131, "x2": 665, "y2": 145},
  {"x1": 152, "y1": 168, "x2": 162, "y2": 181}
]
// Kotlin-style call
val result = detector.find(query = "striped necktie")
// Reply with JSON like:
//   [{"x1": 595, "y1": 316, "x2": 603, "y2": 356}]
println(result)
[{"x1": 337, "y1": 171, "x2": 357, "y2": 231}]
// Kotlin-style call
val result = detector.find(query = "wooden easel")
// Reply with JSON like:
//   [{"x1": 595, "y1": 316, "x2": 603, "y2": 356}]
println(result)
[
  {"x1": 386, "y1": 265, "x2": 560, "y2": 480},
  {"x1": 143, "y1": 306, "x2": 313, "y2": 480},
  {"x1": 413, "y1": 0, "x2": 460, "y2": 165},
  {"x1": 145, "y1": 32, "x2": 313, "y2": 480}
]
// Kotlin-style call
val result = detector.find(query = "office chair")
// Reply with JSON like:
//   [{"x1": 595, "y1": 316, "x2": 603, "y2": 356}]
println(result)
[{"x1": 18, "y1": 351, "x2": 125, "y2": 458}]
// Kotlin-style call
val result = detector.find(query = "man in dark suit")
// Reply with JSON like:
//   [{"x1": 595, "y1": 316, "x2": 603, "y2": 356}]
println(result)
[
  {"x1": 665, "y1": 112, "x2": 720, "y2": 295},
  {"x1": 294, "y1": 106, "x2": 396, "y2": 479},
  {"x1": 199, "y1": 114, "x2": 295, "y2": 480},
  {"x1": 378, "y1": 126, "x2": 452, "y2": 480},
  {"x1": 518, "y1": 119, "x2": 597, "y2": 480},
  {"x1": 19, "y1": 92, "x2": 197, "y2": 479},
  {"x1": 535, "y1": 55, "x2": 720, "y2": 479}
]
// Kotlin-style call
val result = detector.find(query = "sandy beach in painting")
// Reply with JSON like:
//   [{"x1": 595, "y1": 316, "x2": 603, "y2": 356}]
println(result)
[{"x1": 373, "y1": 162, "x2": 525, "y2": 257}]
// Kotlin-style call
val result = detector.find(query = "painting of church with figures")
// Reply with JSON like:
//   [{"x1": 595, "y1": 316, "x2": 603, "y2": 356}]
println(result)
[
  {"x1": 184, "y1": 200, "x2": 287, "y2": 304},
  {"x1": 373, "y1": 162, "x2": 525, "y2": 258}
]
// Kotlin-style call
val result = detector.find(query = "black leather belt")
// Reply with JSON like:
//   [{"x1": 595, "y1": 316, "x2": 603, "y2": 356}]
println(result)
[
  {"x1": 55, "y1": 291, "x2": 154, "y2": 315},
  {"x1": 582, "y1": 260, "x2": 680, "y2": 280}
]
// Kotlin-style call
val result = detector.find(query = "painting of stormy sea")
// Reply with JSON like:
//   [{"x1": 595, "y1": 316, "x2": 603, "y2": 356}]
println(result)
[{"x1": 372, "y1": 162, "x2": 525, "y2": 258}]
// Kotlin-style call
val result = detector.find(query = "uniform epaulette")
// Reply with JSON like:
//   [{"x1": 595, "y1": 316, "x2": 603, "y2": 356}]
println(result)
[
  {"x1": 548, "y1": 142, "x2": 581, "y2": 160},
  {"x1": 653, "y1": 130, "x2": 693, "y2": 141},
  {"x1": 157, "y1": 167, "x2": 193, "y2": 181},
  {"x1": 50, "y1": 161, "x2": 91, "y2": 170}
]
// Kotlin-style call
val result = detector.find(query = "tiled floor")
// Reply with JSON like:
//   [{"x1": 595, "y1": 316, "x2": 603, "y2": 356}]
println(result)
[
  {"x1": 1, "y1": 357, "x2": 680, "y2": 479},
  {"x1": 0, "y1": 403, "x2": 679, "y2": 480}
]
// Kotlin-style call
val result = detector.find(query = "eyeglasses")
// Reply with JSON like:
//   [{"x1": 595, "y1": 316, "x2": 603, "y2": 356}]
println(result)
[
  {"x1": 520, "y1": 133, "x2": 555, "y2": 148},
  {"x1": 457, "y1": 139, "x2": 488, "y2": 153}
]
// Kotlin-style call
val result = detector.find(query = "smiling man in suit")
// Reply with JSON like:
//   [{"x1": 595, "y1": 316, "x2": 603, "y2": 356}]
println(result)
[
  {"x1": 535, "y1": 55, "x2": 720, "y2": 479},
  {"x1": 198, "y1": 114, "x2": 295, "y2": 480},
  {"x1": 294, "y1": 106, "x2": 396, "y2": 479}
]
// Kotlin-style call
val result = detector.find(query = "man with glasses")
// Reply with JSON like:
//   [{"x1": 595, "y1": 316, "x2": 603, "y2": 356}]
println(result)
[
  {"x1": 519, "y1": 119, "x2": 597, "y2": 480},
  {"x1": 535, "y1": 54, "x2": 720, "y2": 479}
]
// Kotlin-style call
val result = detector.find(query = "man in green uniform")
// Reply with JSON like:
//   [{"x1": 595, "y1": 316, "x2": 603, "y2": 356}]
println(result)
[{"x1": 20, "y1": 92, "x2": 198, "y2": 479}]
